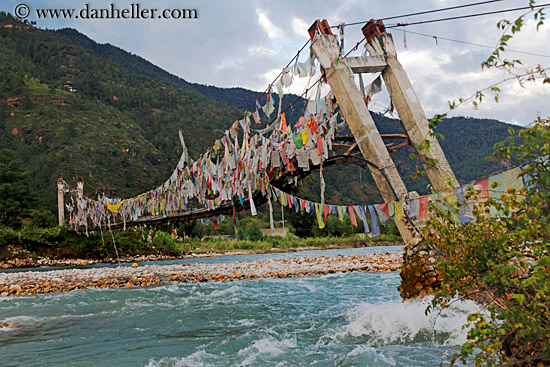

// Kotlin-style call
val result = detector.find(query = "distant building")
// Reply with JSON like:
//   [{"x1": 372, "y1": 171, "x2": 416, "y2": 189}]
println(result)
[{"x1": 64, "y1": 82, "x2": 76, "y2": 92}]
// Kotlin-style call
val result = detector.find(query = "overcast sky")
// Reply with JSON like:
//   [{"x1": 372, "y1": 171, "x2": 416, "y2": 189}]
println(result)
[{"x1": 2, "y1": 0, "x2": 549, "y2": 126}]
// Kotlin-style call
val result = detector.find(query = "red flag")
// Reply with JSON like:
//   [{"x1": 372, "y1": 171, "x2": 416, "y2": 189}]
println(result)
[
  {"x1": 317, "y1": 135, "x2": 324, "y2": 157},
  {"x1": 474, "y1": 177, "x2": 490, "y2": 201},
  {"x1": 348, "y1": 206, "x2": 357, "y2": 227},
  {"x1": 379, "y1": 203, "x2": 390, "y2": 217},
  {"x1": 253, "y1": 109, "x2": 261, "y2": 124},
  {"x1": 418, "y1": 196, "x2": 429, "y2": 221},
  {"x1": 323, "y1": 204, "x2": 330, "y2": 223}
]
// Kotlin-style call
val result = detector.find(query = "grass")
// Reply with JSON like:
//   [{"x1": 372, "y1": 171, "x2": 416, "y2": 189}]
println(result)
[{"x1": 175, "y1": 234, "x2": 402, "y2": 254}]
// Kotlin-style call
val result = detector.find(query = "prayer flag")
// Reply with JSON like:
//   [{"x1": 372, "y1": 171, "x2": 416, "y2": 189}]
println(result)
[
  {"x1": 418, "y1": 195, "x2": 429, "y2": 221},
  {"x1": 315, "y1": 203, "x2": 325, "y2": 229},
  {"x1": 348, "y1": 206, "x2": 357, "y2": 227}
]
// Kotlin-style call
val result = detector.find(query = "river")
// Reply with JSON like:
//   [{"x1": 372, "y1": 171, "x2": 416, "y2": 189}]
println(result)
[{"x1": 0, "y1": 246, "x2": 479, "y2": 366}]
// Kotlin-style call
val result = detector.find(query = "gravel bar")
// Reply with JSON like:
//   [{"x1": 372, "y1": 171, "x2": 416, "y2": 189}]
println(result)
[{"x1": 0, "y1": 253, "x2": 403, "y2": 297}]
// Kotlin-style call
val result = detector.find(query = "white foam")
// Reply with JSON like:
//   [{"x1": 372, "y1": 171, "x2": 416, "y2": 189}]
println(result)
[
  {"x1": 146, "y1": 350, "x2": 217, "y2": 367},
  {"x1": 237, "y1": 337, "x2": 296, "y2": 366},
  {"x1": 341, "y1": 297, "x2": 482, "y2": 346},
  {"x1": 346, "y1": 345, "x2": 396, "y2": 366},
  {"x1": 209, "y1": 285, "x2": 243, "y2": 298},
  {"x1": 238, "y1": 319, "x2": 254, "y2": 327}
]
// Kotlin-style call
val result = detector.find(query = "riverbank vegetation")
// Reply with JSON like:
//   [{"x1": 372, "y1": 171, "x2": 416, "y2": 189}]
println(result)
[
  {"x1": 426, "y1": 120, "x2": 549, "y2": 366},
  {"x1": 0, "y1": 213, "x2": 401, "y2": 263},
  {"x1": 424, "y1": 3, "x2": 550, "y2": 364}
]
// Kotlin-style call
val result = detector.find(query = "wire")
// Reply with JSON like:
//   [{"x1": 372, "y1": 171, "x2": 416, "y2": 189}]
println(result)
[
  {"x1": 333, "y1": 3, "x2": 548, "y2": 63},
  {"x1": 340, "y1": 0, "x2": 509, "y2": 28},
  {"x1": 388, "y1": 3, "x2": 550, "y2": 28},
  {"x1": 397, "y1": 29, "x2": 550, "y2": 58}
]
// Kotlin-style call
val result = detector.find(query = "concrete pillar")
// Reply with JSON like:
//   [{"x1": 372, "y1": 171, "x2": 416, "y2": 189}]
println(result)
[
  {"x1": 57, "y1": 178, "x2": 64, "y2": 226},
  {"x1": 365, "y1": 31, "x2": 459, "y2": 191},
  {"x1": 361, "y1": 22, "x2": 457, "y2": 299},
  {"x1": 309, "y1": 22, "x2": 420, "y2": 247}
]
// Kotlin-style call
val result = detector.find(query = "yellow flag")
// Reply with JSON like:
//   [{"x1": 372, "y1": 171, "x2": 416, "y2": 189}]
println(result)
[{"x1": 106, "y1": 202, "x2": 123, "y2": 213}]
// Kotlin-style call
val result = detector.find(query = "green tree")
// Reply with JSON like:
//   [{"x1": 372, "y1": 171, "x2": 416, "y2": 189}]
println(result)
[
  {"x1": 178, "y1": 219, "x2": 205, "y2": 239},
  {"x1": 245, "y1": 222, "x2": 264, "y2": 241},
  {"x1": 423, "y1": 3, "x2": 550, "y2": 365},
  {"x1": 0, "y1": 149, "x2": 30, "y2": 227},
  {"x1": 426, "y1": 120, "x2": 550, "y2": 366}
]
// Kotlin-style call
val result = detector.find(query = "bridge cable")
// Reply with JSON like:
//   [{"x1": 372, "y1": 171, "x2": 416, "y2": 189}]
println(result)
[
  {"x1": 394, "y1": 28, "x2": 550, "y2": 58},
  {"x1": 335, "y1": 0, "x2": 509, "y2": 28},
  {"x1": 386, "y1": 3, "x2": 550, "y2": 28}
]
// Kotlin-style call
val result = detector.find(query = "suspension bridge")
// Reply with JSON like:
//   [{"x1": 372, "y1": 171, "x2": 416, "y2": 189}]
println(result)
[{"x1": 57, "y1": 16, "x2": 521, "y2": 300}]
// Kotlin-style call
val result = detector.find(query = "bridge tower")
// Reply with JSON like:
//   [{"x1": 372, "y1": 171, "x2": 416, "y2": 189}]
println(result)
[{"x1": 308, "y1": 20, "x2": 459, "y2": 299}]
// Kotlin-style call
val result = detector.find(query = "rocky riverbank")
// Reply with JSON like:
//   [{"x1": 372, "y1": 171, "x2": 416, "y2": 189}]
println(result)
[
  {"x1": 0, "y1": 244, "x2": 402, "y2": 269},
  {"x1": 0, "y1": 253, "x2": 402, "y2": 297}
]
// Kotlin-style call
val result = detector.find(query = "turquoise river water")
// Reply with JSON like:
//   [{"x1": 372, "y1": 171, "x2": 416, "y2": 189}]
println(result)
[{"x1": 0, "y1": 247, "x2": 480, "y2": 366}]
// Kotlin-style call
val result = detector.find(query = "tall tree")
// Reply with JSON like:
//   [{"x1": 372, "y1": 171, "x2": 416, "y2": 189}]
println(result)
[{"x1": 0, "y1": 149, "x2": 30, "y2": 227}]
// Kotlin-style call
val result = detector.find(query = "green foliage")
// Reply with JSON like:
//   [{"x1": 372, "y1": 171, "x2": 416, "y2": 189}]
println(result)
[
  {"x1": 426, "y1": 120, "x2": 550, "y2": 366},
  {"x1": 314, "y1": 216, "x2": 355, "y2": 237},
  {"x1": 151, "y1": 231, "x2": 180, "y2": 256},
  {"x1": 0, "y1": 148, "x2": 30, "y2": 227},
  {"x1": 236, "y1": 220, "x2": 264, "y2": 241},
  {"x1": 26, "y1": 209, "x2": 57, "y2": 228},
  {"x1": 287, "y1": 207, "x2": 315, "y2": 238},
  {"x1": 245, "y1": 222, "x2": 264, "y2": 241},
  {"x1": 178, "y1": 220, "x2": 205, "y2": 239}
]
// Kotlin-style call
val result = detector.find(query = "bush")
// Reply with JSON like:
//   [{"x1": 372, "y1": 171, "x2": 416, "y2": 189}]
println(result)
[
  {"x1": 426, "y1": 120, "x2": 550, "y2": 366},
  {"x1": 151, "y1": 231, "x2": 180, "y2": 256},
  {"x1": 245, "y1": 223, "x2": 264, "y2": 241}
]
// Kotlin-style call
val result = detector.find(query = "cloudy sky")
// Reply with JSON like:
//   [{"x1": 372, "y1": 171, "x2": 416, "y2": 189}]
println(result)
[{"x1": 2, "y1": 0, "x2": 549, "y2": 126}]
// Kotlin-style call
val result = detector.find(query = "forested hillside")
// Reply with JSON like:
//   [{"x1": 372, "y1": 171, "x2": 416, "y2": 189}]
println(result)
[{"x1": 0, "y1": 11, "x2": 516, "y2": 217}]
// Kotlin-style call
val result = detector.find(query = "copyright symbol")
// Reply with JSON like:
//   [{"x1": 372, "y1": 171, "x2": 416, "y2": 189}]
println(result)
[{"x1": 15, "y1": 4, "x2": 30, "y2": 19}]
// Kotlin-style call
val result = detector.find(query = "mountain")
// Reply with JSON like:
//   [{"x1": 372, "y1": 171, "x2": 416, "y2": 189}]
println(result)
[
  {"x1": 0, "y1": 11, "x2": 517, "y2": 216},
  {"x1": 0, "y1": 12, "x2": 243, "y2": 210},
  {"x1": 56, "y1": 27, "x2": 306, "y2": 115}
]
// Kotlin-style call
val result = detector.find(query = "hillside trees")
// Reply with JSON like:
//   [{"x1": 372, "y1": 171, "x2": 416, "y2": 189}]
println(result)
[{"x1": 0, "y1": 149, "x2": 31, "y2": 227}]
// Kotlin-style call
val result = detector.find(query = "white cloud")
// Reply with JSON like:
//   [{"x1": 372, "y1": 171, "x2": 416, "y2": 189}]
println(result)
[
  {"x1": 292, "y1": 17, "x2": 309, "y2": 38},
  {"x1": 256, "y1": 8, "x2": 284, "y2": 39},
  {"x1": 248, "y1": 46, "x2": 276, "y2": 57}
]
